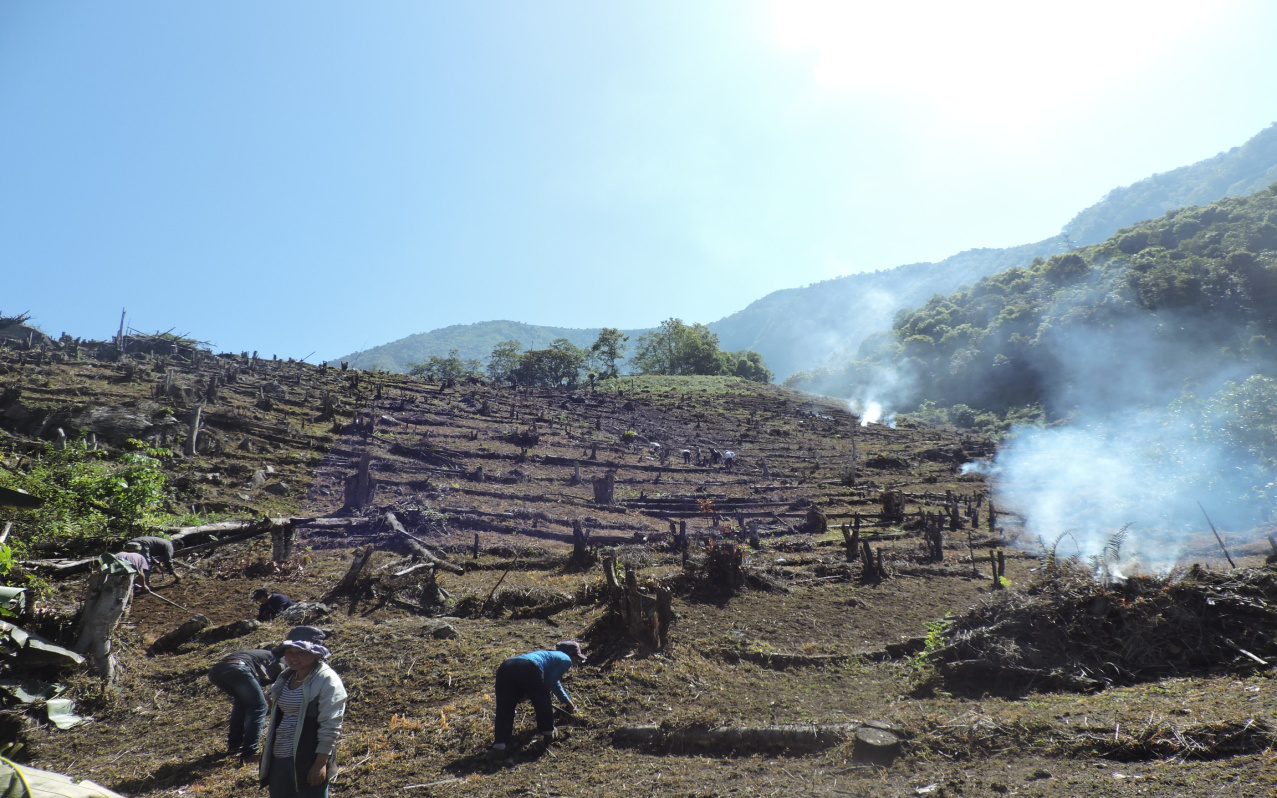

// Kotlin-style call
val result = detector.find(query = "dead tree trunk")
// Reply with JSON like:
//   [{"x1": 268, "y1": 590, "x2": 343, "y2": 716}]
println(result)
[
  {"x1": 185, "y1": 405, "x2": 202, "y2": 456},
  {"x1": 879, "y1": 490, "x2": 905, "y2": 524},
  {"x1": 570, "y1": 520, "x2": 592, "y2": 566},
  {"x1": 343, "y1": 452, "x2": 375, "y2": 511},
  {"x1": 839, "y1": 523, "x2": 860, "y2": 563},
  {"x1": 326, "y1": 545, "x2": 375, "y2": 601},
  {"x1": 271, "y1": 521, "x2": 296, "y2": 564},
  {"x1": 592, "y1": 471, "x2": 615, "y2": 505},
  {"x1": 73, "y1": 564, "x2": 135, "y2": 684}
]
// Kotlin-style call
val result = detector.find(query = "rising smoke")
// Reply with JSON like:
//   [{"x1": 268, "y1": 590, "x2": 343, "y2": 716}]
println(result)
[{"x1": 973, "y1": 310, "x2": 1272, "y2": 568}]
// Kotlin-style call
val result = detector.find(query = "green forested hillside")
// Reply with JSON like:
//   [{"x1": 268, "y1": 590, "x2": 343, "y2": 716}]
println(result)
[
  {"x1": 720, "y1": 123, "x2": 1277, "y2": 380},
  {"x1": 334, "y1": 124, "x2": 1277, "y2": 382},
  {"x1": 847, "y1": 185, "x2": 1277, "y2": 422},
  {"x1": 1063, "y1": 122, "x2": 1277, "y2": 247},
  {"x1": 330, "y1": 320, "x2": 648, "y2": 372}
]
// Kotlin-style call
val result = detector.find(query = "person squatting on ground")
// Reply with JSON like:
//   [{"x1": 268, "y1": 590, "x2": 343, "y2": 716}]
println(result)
[
  {"x1": 490, "y1": 641, "x2": 587, "y2": 757},
  {"x1": 127, "y1": 535, "x2": 181, "y2": 583},
  {"x1": 260, "y1": 627, "x2": 347, "y2": 798},
  {"x1": 253, "y1": 588, "x2": 294, "y2": 622},
  {"x1": 208, "y1": 649, "x2": 284, "y2": 766}
]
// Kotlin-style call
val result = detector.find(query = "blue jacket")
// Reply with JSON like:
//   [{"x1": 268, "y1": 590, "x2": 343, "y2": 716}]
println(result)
[{"x1": 516, "y1": 650, "x2": 574, "y2": 704}]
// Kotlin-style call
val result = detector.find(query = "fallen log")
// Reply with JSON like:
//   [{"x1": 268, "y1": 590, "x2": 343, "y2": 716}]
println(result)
[
  {"x1": 382, "y1": 512, "x2": 464, "y2": 575},
  {"x1": 149, "y1": 614, "x2": 210, "y2": 654},
  {"x1": 612, "y1": 722, "x2": 907, "y2": 760}
]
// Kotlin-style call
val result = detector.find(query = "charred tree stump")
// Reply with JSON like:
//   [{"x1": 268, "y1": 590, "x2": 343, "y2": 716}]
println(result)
[
  {"x1": 342, "y1": 452, "x2": 375, "y2": 512},
  {"x1": 73, "y1": 565, "x2": 135, "y2": 684},
  {"x1": 570, "y1": 520, "x2": 593, "y2": 566},
  {"x1": 570, "y1": 462, "x2": 582, "y2": 486},
  {"x1": 149, "y1": 614, "x2": 210, "y2": 654},
  {"x1": 656, "y1": 587, "x2": 673, "y2": 650},
  {"x1": 592, "y1": 471, "x2": 616, "y2": 505},
  {"x1": 326, "y1": 545, "x2": 375, "y2": 601},
  {"x1": 419, "y1": 566, "x2": 453, "y2": 612},
  {"x1": 860, "y1": 540, "x2": 885, "y2": 583},
  {"x1": 925, "y1": 518, "x2": 944, "y2": 563},
  {"x1": 880, "y1": 490, "x2": 905, "y2": 525},
  {"x1": 800, "y1": 507, "x2": 827, "y2": 534},
  {"x1": 840, "y1": 523, "x2": 859, "y2": 563},
  {"x1": 602, "y1": 556, "x2": 621, "y2": 602},
  {"x1": 318, "y1": 392, "x2": 337, "y2": 422},
  {"x1": 271, "y1": 521, "x2": 296, "y2": 565}
]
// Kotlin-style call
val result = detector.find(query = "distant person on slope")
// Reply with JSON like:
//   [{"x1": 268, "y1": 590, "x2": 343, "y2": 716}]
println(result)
[
  {"x1": 490, "y1": 641, "x2": 587, "y2": 758},
  {"x1": 253, "y1": 588, "x2": 295, "y2": 622},
  {"x1": 127, "y1": 535, "x2": 181, "y2": 583}
]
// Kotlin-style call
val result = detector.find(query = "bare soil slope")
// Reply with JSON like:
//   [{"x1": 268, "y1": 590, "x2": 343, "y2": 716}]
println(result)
[{"x1": 3, "y1": 342, "x2": 1276, "y2": 798}]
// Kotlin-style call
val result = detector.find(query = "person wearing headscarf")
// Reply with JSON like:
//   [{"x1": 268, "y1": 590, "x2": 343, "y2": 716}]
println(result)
[
  {"x1": 259, "y1": 627, "x2": 347, "y2": 798},
  {"x1": 490, "y1": 641, "x2": 587, "y2": 757},
  {"x1": 208, "y1": 649, "x2": 283, "y2": 765},
  {"x1": 118, "y1": 542, "x2": 153, "y2": 589},
  {"x1": 127, "y1": 535, "x2": 181, "y2": 582},
  {"x1": 252, "y1": 588, "x2": 294, "y2": 622}
]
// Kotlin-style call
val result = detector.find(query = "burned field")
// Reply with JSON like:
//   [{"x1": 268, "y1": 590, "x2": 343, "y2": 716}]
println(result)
[{"x1": 3, "y1": 336, "x2": 1277, "y2": 797}]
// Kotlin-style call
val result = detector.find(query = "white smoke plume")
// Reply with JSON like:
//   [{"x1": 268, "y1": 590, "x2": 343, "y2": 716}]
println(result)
[{"x1": 982, "y1": 311, "x2": 1271, "y2": 568}]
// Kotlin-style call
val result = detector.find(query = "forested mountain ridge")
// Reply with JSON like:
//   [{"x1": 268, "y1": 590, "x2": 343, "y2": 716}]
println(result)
[
  {"x1": 333, "y1": 124, "x2": 1277, "y2": 380},
  {"x1": 1062, "y1": 122, "x2": 1277, "y2": 247},
  {"x1": 331, "y1": 320, "x2": 643, "y2": 373},
  {"x1": 716, "y1": 123, "x2": 1277, "y2": 379},
  {"x1": 852, "y1": 185, "x2": 1277, "y2": 424}
]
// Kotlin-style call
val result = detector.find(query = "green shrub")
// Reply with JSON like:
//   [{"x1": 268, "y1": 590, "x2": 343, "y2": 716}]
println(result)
[{"x1": 0, "y1": 439, "x2": 172, "y2": 559}]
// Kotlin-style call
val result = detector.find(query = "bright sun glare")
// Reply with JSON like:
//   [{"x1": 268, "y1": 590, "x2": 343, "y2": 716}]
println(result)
[{"x1": 769, "y1": 0, "x2": 1222, "y2": 133}]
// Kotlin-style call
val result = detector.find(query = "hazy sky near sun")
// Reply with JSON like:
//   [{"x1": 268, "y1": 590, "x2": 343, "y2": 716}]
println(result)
[{"x1": 3, "y1": 1, "x2": 1276, "y2": 360}]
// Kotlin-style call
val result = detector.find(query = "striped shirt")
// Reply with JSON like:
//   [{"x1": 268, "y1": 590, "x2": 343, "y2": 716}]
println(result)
[{"x1": 272, "y1": 682, "x2": 306, "y2": 758}]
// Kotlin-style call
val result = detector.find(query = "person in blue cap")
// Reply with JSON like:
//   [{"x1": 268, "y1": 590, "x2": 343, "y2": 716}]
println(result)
[{"x1": 489, "y1": 641, "x2": 587, "y2": 757}]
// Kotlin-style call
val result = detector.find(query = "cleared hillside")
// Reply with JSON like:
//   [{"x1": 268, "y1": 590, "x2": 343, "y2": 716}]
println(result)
[{"x1": 2, "y1": 339, "x2": 1275, "y2": 797}]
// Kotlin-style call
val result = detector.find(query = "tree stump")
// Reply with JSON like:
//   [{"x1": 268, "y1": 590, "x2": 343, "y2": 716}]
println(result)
[
  {"x1": 839, "y1": 523, "x2": 859, "y2": 563},
  {"x1": 570, "y1": 520, "x2": 593, "y2": 566},
  {"x1": 73, "y1": 563, "x2": 135, "y2": 684},
  {"x1": 879, "y1": 490, "x2": 905, "y2": 524},
  {"x1": 271, "y1": 521, "x2": 296, "y2": 565},
  {"x1": 342, "y1": 452, "x2": 375, "y2": 511},
  {"x1": 592, "y1": 471, "x2": 615, "y2": 505}
]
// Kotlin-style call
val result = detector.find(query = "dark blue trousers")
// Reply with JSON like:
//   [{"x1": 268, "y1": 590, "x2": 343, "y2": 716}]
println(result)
[
  {"x1": 208, "y1": 661, "x2": 267, "y2": 756},
  {"x1": 494, "y1": 657, "x2": 554, "y2": 746}
]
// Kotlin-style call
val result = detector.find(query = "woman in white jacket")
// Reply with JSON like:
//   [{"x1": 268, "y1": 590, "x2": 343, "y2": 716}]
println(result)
[{"x1": 259, "y1": 629, "x2": 347, "y2": 798}]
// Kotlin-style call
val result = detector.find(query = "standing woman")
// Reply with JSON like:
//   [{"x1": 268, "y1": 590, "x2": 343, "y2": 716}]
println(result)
[{"x1": 259, "y1": 630, "x2": 347, "y2": 798}]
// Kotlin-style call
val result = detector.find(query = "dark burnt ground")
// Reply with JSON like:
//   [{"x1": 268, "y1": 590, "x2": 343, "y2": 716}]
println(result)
[{"x1": 4, "y1": 348, "x2": 1277, "y2": 798}]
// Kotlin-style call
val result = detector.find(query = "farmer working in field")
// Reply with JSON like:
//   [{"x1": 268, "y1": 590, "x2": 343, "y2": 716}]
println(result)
[
  {"x1": 253, "y1": 588, "x2": 295, "y2": 622},
  {"x1": 490, "y1": 641, "x2": 587, "y2": 758},
  {"x1": 208, "y1": 648, "x2": 283, "y2": 766},
  {"x1": 127, "y1": 535, "x2": 181, "y2": 583},
  {"x1": 114, "y1": 543, "x2": 150, "y2": 589}
]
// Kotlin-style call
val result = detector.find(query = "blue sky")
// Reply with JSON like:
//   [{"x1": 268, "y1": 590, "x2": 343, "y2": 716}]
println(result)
[{"x1": 3, "y1": 1, "x2": 1276, "y2": 361}]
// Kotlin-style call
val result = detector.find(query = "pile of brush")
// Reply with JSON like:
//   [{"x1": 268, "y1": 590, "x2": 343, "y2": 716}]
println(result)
[{"x1": 925, "y1": 563, "x2": 1277, "y2": 694}]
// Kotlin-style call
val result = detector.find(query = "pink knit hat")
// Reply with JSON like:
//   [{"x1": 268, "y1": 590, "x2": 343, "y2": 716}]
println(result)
[{"x1": 556, "y1": 640, "x2": 587, "y2": 664}]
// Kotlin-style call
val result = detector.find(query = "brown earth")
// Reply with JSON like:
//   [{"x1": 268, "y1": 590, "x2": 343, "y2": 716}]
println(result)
[{"x1": 2, "y1": 341, "x2": 1277, "y2": 798}]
